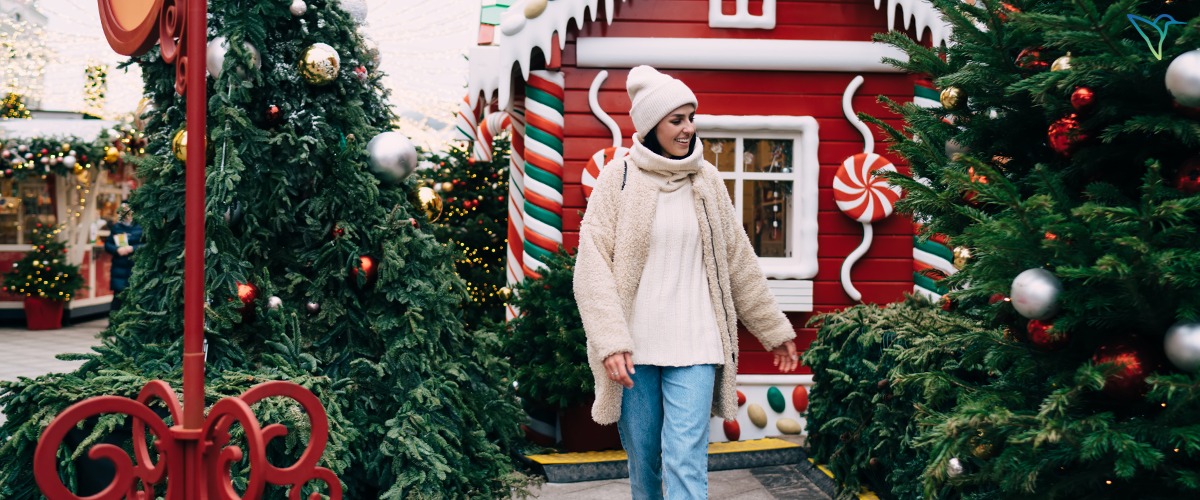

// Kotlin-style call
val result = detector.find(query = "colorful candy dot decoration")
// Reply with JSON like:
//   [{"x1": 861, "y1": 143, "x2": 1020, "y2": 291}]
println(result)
[
  {"x1": 792, "y1": 385, "x2": 809, "y2": 412},
  {"x1": 767, "y1": 386, "x2": 786, "y2": 413}
]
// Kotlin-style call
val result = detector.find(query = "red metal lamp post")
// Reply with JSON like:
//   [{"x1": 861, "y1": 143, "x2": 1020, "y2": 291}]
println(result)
[{"x1": 32, "y1": 1, "x2": 341, "y2": 498}]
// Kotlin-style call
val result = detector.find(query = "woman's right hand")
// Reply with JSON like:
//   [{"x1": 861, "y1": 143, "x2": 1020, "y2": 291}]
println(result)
[{"x1": 604, "y1": 352, "x2": 636, "y2": 389}]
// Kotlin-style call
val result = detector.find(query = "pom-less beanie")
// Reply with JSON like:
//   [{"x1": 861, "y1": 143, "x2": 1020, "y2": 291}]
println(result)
[{"x1": 626, "y1": 65, "x2": 698, "y2": 140}]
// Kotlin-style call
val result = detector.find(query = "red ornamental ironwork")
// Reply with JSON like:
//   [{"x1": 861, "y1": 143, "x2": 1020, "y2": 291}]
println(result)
[{"x1": 32, "y1": 1, "x2": 341, "y2": 498}]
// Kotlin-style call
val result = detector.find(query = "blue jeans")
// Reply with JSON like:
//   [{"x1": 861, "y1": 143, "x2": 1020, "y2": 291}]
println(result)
[{"x1": 618, "y1": 364, "x2": 717, "y2": 500}]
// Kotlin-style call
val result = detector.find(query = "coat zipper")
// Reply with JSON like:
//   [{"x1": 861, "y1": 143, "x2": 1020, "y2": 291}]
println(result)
[{"x1": 700, "y1": 198, "x2": 734, "y2": 363}]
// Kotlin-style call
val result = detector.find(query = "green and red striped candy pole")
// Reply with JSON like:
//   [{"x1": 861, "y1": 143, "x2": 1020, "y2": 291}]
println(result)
[{"x1": 521, "y1": 70, "x2": 565, "y2": 279}]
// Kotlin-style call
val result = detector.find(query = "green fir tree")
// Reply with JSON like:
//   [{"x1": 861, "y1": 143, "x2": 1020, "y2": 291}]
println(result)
[
  {"x1": 421, "y1": 137, "x2": 511, "y2": 329},
  {"x1": 806, "y1": 1, "x2": 1200, "y2": 499},
  {"x1": 1, "y1": 224, "x2": 84, "y2": 301},
  {"x1": 0, "y1": 1, "x2": 530, "y2": 498}
]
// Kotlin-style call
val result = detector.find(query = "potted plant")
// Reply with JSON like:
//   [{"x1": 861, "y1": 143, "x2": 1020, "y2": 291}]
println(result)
[
  {"x1": 503, "y1": 250, "x2": 622, "y2": 452},
  {"x1": 3, "y1": 224, "x2": 84, "y2": 330}
]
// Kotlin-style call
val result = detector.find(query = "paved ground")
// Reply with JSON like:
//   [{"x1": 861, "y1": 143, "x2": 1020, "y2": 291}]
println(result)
[
  {"x1": 1, "y1": 319, "x2": 833, "y2": 499},
  {"x1": 522, "y1": 465, "x2": 832, "y2": 499},
  {"x1": 0, "y1": 317, "x2": 108, "y2": 426}
]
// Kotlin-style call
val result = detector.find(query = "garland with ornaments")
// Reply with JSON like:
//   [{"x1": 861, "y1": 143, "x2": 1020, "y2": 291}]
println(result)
[{"x1": 0, "y1": 129, "x2": 143, "y2": 183}]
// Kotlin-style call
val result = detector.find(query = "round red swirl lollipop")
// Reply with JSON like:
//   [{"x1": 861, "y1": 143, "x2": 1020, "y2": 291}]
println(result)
[{"x1": 833, "y1": 153, "x2": 901, "y2": 223}]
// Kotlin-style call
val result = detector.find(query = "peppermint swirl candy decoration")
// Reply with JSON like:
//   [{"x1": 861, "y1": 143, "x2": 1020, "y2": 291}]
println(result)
[
  {"x1": 581, "y1": 146, "x2": 630, "y2": 200},
  {"x1": 833, "y1": 153, "x2": 901, "y2": 223}
]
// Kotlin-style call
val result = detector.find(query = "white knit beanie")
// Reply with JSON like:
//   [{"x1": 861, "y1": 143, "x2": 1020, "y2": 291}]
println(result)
[{"x1": 626, "y1": 66, "x2": 698, "y2": 140}]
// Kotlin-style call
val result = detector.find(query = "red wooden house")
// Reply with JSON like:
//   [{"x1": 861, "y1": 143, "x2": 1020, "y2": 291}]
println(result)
[{"x1": 462, "y1": 0, "x2": 949, "y2": 442}]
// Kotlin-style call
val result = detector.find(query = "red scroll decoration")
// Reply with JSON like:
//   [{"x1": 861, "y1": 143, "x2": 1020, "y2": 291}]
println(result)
[
  {"x1": 33, "y1": 380, "x2": 342, "y2": 500},
  {"x1": 97, "y1": 0, "x2": 189, "y2": 94}
]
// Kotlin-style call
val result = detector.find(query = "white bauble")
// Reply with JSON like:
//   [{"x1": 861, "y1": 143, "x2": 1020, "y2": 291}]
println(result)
[
  {"x1": 1010, "y1": 268, "x2": 1062, "y2": 320},
  {"x1": 1164, "y1": 321, "x2": 1200, "y2": 373},
  {"x1": 367, "y1": 132, "x2": 418, "y2": 184},
  {"x1": 1167, "y1": 49, "x2": 1200, "y2": 107},
  {"x1": 289, "y1": 0, "x2": 307, "y2": 17},
  {"x1": 206, "y1": 36, "x2": 262, "y2": 80}
]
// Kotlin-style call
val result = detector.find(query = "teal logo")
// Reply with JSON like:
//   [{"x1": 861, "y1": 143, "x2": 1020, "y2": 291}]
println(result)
[{"x1": 1128, "y1": 14, "x2": 1185, "y2": 60}]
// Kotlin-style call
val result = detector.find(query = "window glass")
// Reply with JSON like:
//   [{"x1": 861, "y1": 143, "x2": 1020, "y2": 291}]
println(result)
[
  {"x1": 702, "y1": 137, "x2": 736, "y2": 172},
  {"x1": 20, "y1": 181, "x2": 55, "y2": 243},
  {"x1": 743, "y1": 138, "x2": 792, "y2": 173},
  {"x1": 723, "y1": 179, "x2": 735, "y2": 205},
  {"x1": 0, "y1": 179, "x2": 17, "y2": 244},
  {"x1": 741, "y1": 180, "x2": 792, "y2": 258}
]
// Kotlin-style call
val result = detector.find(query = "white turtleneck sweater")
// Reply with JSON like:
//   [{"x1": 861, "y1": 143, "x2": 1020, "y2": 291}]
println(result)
[{"x1": 626, "y1": 166, "x2": 725, "y2": 367}]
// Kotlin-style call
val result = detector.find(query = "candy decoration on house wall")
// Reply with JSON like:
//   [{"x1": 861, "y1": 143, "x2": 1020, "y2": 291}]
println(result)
[
  {"x1": 521, "y1": 70, "x2": 565, "y2": 279},
  {"x1": 835, "y1": 76, "x2": 900, "y2": 302},
  {"x1": 476, "y1": 111, "x2": 511, "y2": 162},
  {"x1": 454, "y1": 94, "x2": 484, "y2": 144},
  {"x1": 506, "y1": 99, "x2": 528, "y2": 320},
  {"x1": 582, "y1": 70, "x2": 629, "y2": 201}
]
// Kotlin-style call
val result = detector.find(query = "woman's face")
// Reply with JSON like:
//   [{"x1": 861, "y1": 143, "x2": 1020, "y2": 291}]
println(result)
[{"x1": 654, "y1": 104, "x2": 696, "y2": 157}]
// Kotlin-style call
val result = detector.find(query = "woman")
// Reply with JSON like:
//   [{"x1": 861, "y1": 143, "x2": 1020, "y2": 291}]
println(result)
[
  {"x1": 104, "y1": 204, "x2": 144, "y2": 314},
  {"x1": 574, "y1": 66, "x2": 799, "y2": 499}
]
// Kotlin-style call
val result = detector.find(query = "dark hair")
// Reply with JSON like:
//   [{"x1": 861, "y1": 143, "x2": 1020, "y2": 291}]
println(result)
[{"x1": 641, "y1": 125, "x2": 696, "y2": 160}]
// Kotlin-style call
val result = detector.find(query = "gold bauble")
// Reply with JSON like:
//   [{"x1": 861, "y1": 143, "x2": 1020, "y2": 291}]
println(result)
[
  {"x1": 172, "y1": 129, "x2": 189, "y2": 162},
  {"x1": 952, "y1": 247, "x2": 971, "y2": 270},
  {"x1": 441, "y1": 181, "x2": 454, "y2": 193},
  {"x1": 60, "y1": 143, "x2": 70, "y2": 153},
  {"x1": 940, "y1": 87, "x2": 964, "y2": 109},
  {"x1": 1050, "y1": 54, "x2": 1071, "y2": 72},
  {"x1": 72, "y1": 163, "x2": 85, "y2": 175},
  {"x1": 104, "y1": 146, "x2": 119, "y2": 163},
  {"x1": 972, "y1": 443, "x2": 996, "y2": 459},
  {"x1": 416, "y1": 186, "x2": 443, "y2": 222},
  {"x1": 75, "y1": 169, "x2": 91, "y2": 184},
  {"x1": 172, "y1": 129, "x2": 212, "y2": 163},
  {"x1": 498, "y1": 286, "x2": 513, "y2": 301},
  {"x1": 298, "y1": 43, "x2": 341, "y2": 86}
]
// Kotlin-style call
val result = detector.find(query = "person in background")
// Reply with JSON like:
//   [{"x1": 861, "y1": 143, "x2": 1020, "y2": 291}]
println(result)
[{"x1": 104, "y1": 204, "x2": 143, "y2": 313}]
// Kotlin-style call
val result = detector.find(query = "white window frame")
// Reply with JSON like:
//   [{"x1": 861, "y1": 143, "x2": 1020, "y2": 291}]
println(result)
[
  {"x1": 694, "y1": 115, "x2": 819, "y2": 281},
  {"x1": 708, "y1": 0, "x2": 776, "y2": 29}
]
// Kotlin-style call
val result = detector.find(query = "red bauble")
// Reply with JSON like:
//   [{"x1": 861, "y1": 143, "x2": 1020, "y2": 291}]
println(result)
[
  {"x1": 1027, "y1": 319, "x2": 1070, "y2": 352},
  {"x1": 1070, "y1": 87, "x2": 1096, "y2": 113},
  {"x1": 353, "y1": 66, "x2": 368, "y2": 83},
  {"x1": 1016, "y1": 47, "x2": 1049, "y2": 70},
  {"x1": 1172, "y1": 101, "x2": 1200, "y2": 120},
  {"x1": 736, "y1": 390, "x2": 746, "y2": 407},
  {"x1": 722, "y1": 419, "x2": 741, "y2": 441},
  {"x1": 940, "y1": 296, "x2": 955, "y2": 311},
  {"x1": 235, "y1": 282, "x2": 258, "y2": 319},
  {"x1": 998, "y1": 2, "x2": 1020, "y2": 21},
  {"x1": 1047, "y1": 114, "x2": 1088, "y2": 156},
  {"x1": 1092, "y1": 338, "x2": 1162, "y2": 401},
  {"x1": 989, "y1": 294, "x2": 1008, "y2": 304},
  {"x1": 331, "y1": 224, "x2": 344, "y2": 238},
  {"x1": 350, "y1": 256, "x2": 379, "y2": 288},
  {"x1": 265, "y1": 105, "x2": 283, "y2": 126},
  {"x1": 1172, "y1": 156, "x2": 1200, "y2": 195}
]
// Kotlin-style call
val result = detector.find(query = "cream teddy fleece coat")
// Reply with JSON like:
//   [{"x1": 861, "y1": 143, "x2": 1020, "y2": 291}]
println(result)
[{"x1": 574, "y1": 136, "x2": 796, "y2": 425}]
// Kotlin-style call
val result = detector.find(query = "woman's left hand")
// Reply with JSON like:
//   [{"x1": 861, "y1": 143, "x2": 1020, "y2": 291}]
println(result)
[{"x1": 771, "y1": 340, "x2": 799, "y2": 373}]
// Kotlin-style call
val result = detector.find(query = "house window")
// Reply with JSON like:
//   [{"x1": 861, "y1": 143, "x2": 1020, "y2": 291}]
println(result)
[
  {"x1": 708, "y1": 0, "x2": 776, "y2": 29},
  {"x1": 0, "y1": 179, "x2": 56, "y2": 245},
  {"x1": 695, "y1": 115, "x2": 819, "y2": 290}
]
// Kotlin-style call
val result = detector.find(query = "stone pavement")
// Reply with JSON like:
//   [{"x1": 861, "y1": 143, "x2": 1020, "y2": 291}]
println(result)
[
  {"x1": 0, "y1": 317, "x2": 109, "y2": 426},
  {"x1": 523, "y1": 465, "x2": 832, "y2": 499},
  {"x1": 1, "y1": 319, "x2": 835, "y2": 499}
]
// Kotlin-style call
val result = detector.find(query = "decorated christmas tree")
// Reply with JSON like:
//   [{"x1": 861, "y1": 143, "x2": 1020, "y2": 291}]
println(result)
[
  {"x1": 803, "y1": 0, "x2": 1200, "y2": 498},
  {"x1": 1, "y1": 224, "x2": 84, "y2": 301},
  {"x1": 421, "y1": 136, "x2": 511, "y2": 329},
  {"x1": 0, "y1": 1, "x2": 529, "y2": 498}
]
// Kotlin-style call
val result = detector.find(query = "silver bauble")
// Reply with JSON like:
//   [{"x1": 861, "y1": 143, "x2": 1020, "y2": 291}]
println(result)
[
  {"x1": 206, "y1": 36, "x2": 262, "y2": 80},
  {"x1": 17, "y1": 145, "x2": 27, "y2": 153},
  {"x1": 305, "y1": 301, "x2": 320, "y2": 314},
  {"x1": 1166, "y1": 49, "x2": 1200, "y2": 107},
  {"x1": 945, "y1": 138, "x2": 970, "y2": 158},
  {"x1": 268, "y1": 296, "x2": 283, "y2": 310},
  {"x1": 62, "y1": 156, "x2": 77, "y2": 169},
  {"x1": 1164, "y1": 321, "x2": 1200, "y2": 373},
  {"x1": 367, "y1": 132, "x2": 418, "y2": 184},
  {"x1": 1010, "y1": 268, "x2": 1062, "y2": 320},
  {"x1": 337, "y1": 0, "x2": 368, "y2": 24},
  {"x1": 362, "y1": 38, "x2": 381, "y2": 68},
  {"x1": 289, "y1": 0, "x2": 308, "y2": 16},
  {"x1": 224, "y1": 200, "x2": 244, "y2": 227},
  {"x1": 947, "y1": 458, "x2": 964, "y2": 477}
]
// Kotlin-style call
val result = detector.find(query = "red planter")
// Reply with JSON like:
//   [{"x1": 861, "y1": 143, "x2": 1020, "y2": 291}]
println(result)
[
  {"x1": 24, "y1": 296, "x2": 64, "y2": 330},
  {"x1": 558, "y1": 398, "x2": 623, "y2": 452}
]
